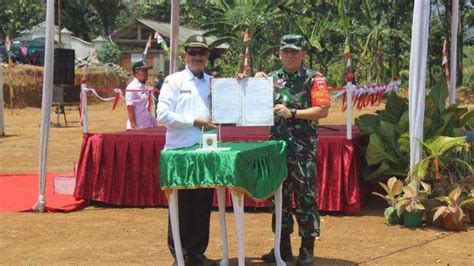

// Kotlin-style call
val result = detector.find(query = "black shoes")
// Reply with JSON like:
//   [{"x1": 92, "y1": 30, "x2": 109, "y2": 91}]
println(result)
[
  {"x1": 172, "y1": 254, "x2": 215, "y2": 266},
  {"x1": 261, "y1": 234, "x2": 294, "y2": 263},
  {"x1": 296, "y1": 236, "x2": 315, "y2": 266},
  {"x1": 261, "y1": 248, "x2": 295, "y2": 263},
  {"x1": 296, "y1": 247, "x2": 314, "y2": 266}
]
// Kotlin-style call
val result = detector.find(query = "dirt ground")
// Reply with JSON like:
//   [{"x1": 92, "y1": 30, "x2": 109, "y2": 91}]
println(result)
[{"x1": 1, "y1": 100, "x2": 473, "y2": 265}]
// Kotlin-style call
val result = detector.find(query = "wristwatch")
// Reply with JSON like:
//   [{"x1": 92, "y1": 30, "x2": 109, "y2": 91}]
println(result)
[{"x1": 290, "y1": 108, "x2": 297, "y2": 120}]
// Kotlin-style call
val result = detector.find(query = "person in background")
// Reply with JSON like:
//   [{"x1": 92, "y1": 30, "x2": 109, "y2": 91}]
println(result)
[
  {"x1": 125, "y1": 61, "x2": 157, "y2": 130},
  {"x1": 256, "y1": 34, "x2": 330, "y2": 265},
  {"x1": 156, "y1": 34, "x2": 216, "y2": 266},
  {"x1": 154, "y1": 70, "x2": 165, "y2": 114}
]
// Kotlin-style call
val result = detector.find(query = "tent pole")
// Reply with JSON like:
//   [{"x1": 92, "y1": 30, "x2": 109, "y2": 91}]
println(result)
[
  {"x1": 169, "y1": 0, "x2": 180, "y2": 74},
  {"x1": 346, "y1": 81, "x2": 352, "y2": 140},
  {"x1": 448, "y1": 0, "x2": 459, "y2": 105},
  {"x1": 408, "y1": 0, "x2": 430, "y2": 186},
  {"x1": 33, "y1": 0, "x2": 54, "y2": 212}
]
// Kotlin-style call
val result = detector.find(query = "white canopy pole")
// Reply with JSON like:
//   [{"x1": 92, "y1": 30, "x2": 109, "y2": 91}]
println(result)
[
  {"x1": 408, "y1": 0, "x2": 430, "y2": 182},
  {"x1": 81, "y1": 79, "x2": 88, "y2": 133},
  {"x1": 0, "y1": 66, "x2": 5, "y2": 135},
  {"x1": 448, "y1": 0, "x2": 459, "y2": 105},
  {"x1": 346, "y1": 82, "x2": 353, "y2": 140},
  {"x1": 32, "y1": 0, "x2": 54, "y2": 212},
  {"x1": 169, "y1": 0, "x2": 180, "y2": 74}
]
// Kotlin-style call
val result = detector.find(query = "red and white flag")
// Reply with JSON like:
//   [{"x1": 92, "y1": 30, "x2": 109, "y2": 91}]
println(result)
[
  {"x1": 242, "y1": 29, "x2": 251, "y2": 74},
  {"x1": 142, "y1": 34, "x2": 152, "y2": 61},
  {"x1": 344, "y1": 43, "x2": 353, "y2": 82},
  {"x1": 243, "y1": 28, "x2": 250, "y2": 43},
  {"x1": 442, "y1": 38, "x2": 450, "y2": 85},
  {"x1": 5, "y1": 35, "x2": 11, "y2": 51}
]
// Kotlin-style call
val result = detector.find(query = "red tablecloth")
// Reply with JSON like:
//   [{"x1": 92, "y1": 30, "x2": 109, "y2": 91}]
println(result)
[{"x1": 74, "y1": 125, "x2": 364, "y2": 213}]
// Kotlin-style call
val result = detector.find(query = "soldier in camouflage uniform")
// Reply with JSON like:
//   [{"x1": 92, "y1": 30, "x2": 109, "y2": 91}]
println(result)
[{"x1": 258, "y1": 34, "x2": 330, "y2": 266}]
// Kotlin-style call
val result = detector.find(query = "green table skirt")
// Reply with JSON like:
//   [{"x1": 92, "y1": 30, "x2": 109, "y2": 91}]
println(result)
[{"x1": 160, "y1": 141, "x2": 288, "y2": 201}]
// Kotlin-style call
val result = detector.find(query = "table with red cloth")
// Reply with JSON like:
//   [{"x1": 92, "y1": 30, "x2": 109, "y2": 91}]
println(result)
[{"x1": 74, "y1": 125, "x2": 365, "y2": 213}]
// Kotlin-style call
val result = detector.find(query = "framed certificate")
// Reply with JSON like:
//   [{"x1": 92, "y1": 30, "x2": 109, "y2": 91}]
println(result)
[{"x1": 211, "y1": 77, "x2": 274, "y2": 126}]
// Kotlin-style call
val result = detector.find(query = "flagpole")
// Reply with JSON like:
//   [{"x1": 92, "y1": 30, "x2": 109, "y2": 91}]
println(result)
[
  {"x1": 5, "y1": 35, "x2": 14, "y2": 115},
  {"x1": 8, "y1": 71, "x2": 13, "y2": 115},
  {"x1": 169, "y1": 0, "x2": 179, "y2": 74},
  {"x1": 448, "y1": 0, "x2": 459, "y2": 105},
  {"x1": 33, "y1": 0, "x2": 54, "y2": 212}
]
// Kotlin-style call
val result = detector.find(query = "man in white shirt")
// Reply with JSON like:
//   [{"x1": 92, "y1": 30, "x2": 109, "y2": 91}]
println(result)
[
  {"x1": 157, "y1": 35, "x2": 216, "y2": 265},
  {"x1": 125, "y1": 61, "x2": 156, "y2": 130}
]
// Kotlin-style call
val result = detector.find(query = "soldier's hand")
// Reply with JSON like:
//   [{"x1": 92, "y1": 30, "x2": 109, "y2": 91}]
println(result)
[
  {"x1": 235, "y1": 72, "x2": 248, "y2": 79},
  {"x1": 273, "y1": 104, "x2": 291, "y2": 119},
  {"x1": 254, "y1": 72, "x2": 268, "y2": 78}
]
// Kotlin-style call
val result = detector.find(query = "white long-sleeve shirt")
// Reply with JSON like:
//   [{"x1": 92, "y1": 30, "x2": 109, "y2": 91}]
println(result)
[
  {"x1": 125, "y1": 78, "x2": 156, "y2": 129},
  {"x1": 157, "y1": 66, "x2": 211, "y2": 149}
]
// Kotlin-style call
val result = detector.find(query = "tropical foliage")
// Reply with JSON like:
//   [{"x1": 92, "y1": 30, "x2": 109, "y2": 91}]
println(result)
[
  {"x1": 0, "y1": 0, "x2": 44, "y2": 40},
  {"x1": 96, "y1": 42, "x2": 121, "y2": 65},
  {"x1": 410, "y1": 136, "x2": 472, "y2": 181},
  {"x1": 372, "y1": 176, "x2": 403, "y2": 208},
  {"x1": 396, "y1": 181, "x2": 431, "y2": 215},
  {"x1": 433, "y1": 186, "x2": 474, "y2": 223},
  {"x1": 60, "y1": 0, "x2": 102, "y2": 42},
  {"x1": 356, "y1": 74, "x2": 474, "y2": 183}
]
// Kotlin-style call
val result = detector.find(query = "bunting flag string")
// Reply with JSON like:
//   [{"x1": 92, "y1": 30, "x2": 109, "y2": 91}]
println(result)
[
  {"x1": 442, "y1": 37, "x2": 450, "y2": 87},
  {"x1": 79, "y1": 87, "x2": 161, "y2": 114},
  {"x1": 327, "y1": 80, "x2": 401, "y2": 111},
  {"x1": 339, "y1": 80, "x2": 401, "y2": 111},
  {"x1": 242, "y1": 29, "x2": 251, "y2": 75}
]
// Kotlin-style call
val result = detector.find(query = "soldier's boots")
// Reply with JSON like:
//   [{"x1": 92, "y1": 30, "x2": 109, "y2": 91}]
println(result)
[
  {"x1": 296, "y1": 236, "x2": 315, "y2": 266},
  {"x1": 261, "y1": 234, "x2": 294, "y2": 262}
]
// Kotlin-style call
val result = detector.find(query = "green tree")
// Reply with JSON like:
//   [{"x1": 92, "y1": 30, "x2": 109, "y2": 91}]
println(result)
[
  {"x1": 0, "y1": 0, "x2": 44, "y2": 39},
  {"x1": 202, "y1": 0, "x2": 286, "y2": 75},
  {"x1": 60, "y1": 0, "x2": 102, "y2": 42},
  {"x1": 97, "y1": 42, "x2": 121, "y2": 64},
  {"x1": 349, "y1": 0, "x2": 411, "y2": 84},
  {"x1": 89, "y1": 0, "x2": 126, "y2": 36},
  {"x1": 280, "y1": 0, "x2": 345, "y2": 84}
]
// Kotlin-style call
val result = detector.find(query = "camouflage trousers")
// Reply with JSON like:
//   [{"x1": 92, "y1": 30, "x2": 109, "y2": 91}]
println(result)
[{"x1": 271, "y1": 139, "x2": 320, "y2": 238}]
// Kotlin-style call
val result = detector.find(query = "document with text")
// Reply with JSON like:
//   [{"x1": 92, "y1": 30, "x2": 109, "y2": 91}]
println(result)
[{"x1": 211, "y1": 77, "x2": 274, "y2": 126}]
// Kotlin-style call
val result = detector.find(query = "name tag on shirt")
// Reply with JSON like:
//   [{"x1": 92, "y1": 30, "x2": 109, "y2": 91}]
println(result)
[{"x1": 180, "y1": 90, "x2": 191, "y2": 94}]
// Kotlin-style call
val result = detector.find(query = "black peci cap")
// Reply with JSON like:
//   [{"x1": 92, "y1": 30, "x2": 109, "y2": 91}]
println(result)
[
  {"x1": 132, "y1": 61, "x2": 152, "y2": 72},
  {"x1": 184, "y1": 35, "x2": 209, "y2": 50}
]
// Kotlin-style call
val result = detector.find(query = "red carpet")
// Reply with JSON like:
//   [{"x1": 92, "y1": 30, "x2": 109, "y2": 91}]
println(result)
[{"x1": 0, "y1": 173, "x2": 86, "y2": 212}]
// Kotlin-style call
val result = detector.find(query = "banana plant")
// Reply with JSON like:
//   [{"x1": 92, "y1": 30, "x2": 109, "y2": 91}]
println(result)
[{"x1": 410, "y1": 136, "x2": 472, "y2": 181}]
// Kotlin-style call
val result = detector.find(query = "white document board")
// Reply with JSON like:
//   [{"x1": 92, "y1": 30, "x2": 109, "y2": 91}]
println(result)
[{"x1": 211, "y1": 77, "x2": 274, "y2": 126}]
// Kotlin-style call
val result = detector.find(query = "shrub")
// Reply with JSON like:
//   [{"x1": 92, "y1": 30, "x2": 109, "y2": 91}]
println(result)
[{"x1": 96, "y1": 42, "x2": 121, "y2": 65}]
